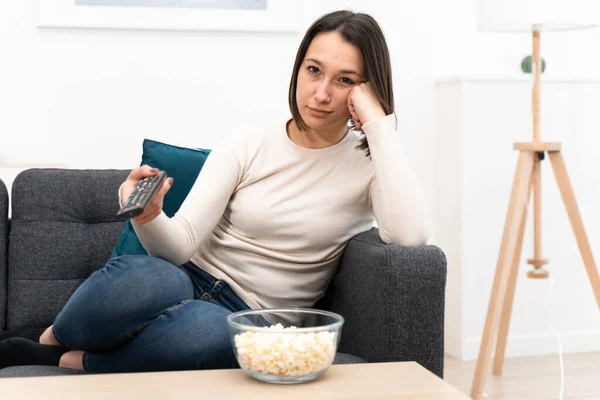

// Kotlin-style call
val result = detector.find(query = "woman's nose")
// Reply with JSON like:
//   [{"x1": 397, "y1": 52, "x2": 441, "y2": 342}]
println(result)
[{"x1": 314, "y1": 82, "x2": 331, "y2": 103}]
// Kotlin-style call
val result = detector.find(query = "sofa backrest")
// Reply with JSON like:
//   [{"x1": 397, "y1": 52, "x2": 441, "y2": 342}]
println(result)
[
  {"x1": 6, "y1": 169, "x2": 129, "y2": 331},
  {"x1": 0, "y1": 178, "x2": 8, "y2": 330}
]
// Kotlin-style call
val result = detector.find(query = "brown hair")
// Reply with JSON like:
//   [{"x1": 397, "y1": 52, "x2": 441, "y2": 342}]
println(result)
[{"x1": 288, "y1": 10, "x2": 395, "y2": 158}]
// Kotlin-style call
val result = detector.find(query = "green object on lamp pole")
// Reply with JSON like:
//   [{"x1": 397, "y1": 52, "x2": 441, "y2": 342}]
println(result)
[{"x1": 521, "y1": 55, "x2": 546, "y2": 73}]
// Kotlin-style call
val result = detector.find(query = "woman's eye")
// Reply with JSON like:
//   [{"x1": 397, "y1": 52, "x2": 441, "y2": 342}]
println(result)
[
  {"x1": 307, "y1": 66, "x2": 320, "y2": 74},
  {"x1": 339, "y1": 77, "x2": 354, "y2": 85}
]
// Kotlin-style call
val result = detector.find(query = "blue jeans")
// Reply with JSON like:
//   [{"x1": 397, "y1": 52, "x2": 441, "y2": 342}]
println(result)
[{"x1": 52, "y1": 255, "x2": 250, "y2": 373}]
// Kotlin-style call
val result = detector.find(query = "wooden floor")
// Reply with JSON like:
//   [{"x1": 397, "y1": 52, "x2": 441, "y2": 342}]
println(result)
[{"x1": 444, "y1": 352, "x2": 600, "y2": 399}]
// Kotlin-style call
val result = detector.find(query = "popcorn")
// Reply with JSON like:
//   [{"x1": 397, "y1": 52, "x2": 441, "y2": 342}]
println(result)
[{"x1": 234, "y1": 323, "x2": 337, "y2": 377}]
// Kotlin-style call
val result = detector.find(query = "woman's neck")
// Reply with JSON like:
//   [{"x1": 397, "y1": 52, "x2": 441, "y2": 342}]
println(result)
[{"x1": 287, "y1": 120, "x2": 348, "y2": 149}]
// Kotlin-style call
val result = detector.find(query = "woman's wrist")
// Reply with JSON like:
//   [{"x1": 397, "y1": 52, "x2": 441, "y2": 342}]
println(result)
[{"x1": 361, "y1": 112, "x2": 395, "y2": 132}]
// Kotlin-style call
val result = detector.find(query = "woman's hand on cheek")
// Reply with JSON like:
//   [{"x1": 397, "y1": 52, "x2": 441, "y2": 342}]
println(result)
[{"x1": 347, "y1": 83, "x2": 386, "y2": 130}]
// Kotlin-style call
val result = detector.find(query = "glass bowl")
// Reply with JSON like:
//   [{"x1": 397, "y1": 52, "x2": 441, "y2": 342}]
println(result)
[{"x1": 226, "y1": 308, "x2": 344, "y2": 384}]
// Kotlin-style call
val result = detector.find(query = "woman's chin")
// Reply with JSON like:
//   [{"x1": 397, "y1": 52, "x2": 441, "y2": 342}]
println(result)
[{"x1": 302, "y1": 114, "x2": 336, "y2": 130}]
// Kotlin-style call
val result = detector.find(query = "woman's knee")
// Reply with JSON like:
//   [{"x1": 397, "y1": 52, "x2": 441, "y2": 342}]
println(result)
[{"x1": 53, "y1": 255, "x2": 194, "y2": 347}]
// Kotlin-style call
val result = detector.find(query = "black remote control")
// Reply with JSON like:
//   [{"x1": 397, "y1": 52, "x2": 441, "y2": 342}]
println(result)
[{"x1": 116, "y1": 171, "x2": 168, "y2": 220}]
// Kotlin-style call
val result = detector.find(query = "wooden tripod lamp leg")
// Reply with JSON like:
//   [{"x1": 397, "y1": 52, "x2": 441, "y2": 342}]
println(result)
[
  {"x1": 493, "y1": 178, "x2": 532, "y2": 376},
  {"x1": 548, "y1": 151, "x2": 600, "y2": 309},
  {"x1": 471, "y1": 151, "x2": 535, "y2": 400}
]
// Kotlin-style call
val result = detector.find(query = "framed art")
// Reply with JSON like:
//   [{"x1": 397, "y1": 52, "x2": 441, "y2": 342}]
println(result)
[{"x1": 37, "y1": 0, "x2": 300, "y2": 32}]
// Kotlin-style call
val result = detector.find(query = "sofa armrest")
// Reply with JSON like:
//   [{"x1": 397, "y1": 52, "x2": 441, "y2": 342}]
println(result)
[
  {"x1": 324, "y1": 227, "x2": 447, "y2": 378},
  {"x1": 0, "y1": 178, "x2": 8, "y2": 331}
]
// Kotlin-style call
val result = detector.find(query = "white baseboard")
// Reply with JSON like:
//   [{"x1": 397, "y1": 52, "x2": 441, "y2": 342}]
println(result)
[{"x1": 461, "y1": 330, "x2": 600, "y2": 361}]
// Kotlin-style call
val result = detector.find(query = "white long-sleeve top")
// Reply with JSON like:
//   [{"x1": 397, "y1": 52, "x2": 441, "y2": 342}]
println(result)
[{"x1": 130, "y1": 114, "x2": 431, "y2": 310}]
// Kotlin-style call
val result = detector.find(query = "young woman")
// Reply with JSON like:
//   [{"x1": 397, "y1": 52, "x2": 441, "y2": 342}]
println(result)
[{"x1": 5, "y1": 9, "x2": 430, "y2": 373}]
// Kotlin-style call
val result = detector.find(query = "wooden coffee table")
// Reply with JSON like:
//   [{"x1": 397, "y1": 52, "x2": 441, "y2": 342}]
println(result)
[{"x1": 0, "y1": 362, "x2": 470, "y2": 399}]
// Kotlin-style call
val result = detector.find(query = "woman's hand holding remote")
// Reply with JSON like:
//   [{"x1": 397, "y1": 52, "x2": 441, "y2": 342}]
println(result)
[{"x1": 120, "y1": 165, "x2": 174, "y2": 224}]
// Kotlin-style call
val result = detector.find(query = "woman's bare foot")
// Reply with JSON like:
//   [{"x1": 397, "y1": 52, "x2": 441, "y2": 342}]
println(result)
[
  {"x1": 59, "y1": 351, "x2": 84, "y2": 370},
  {"x1": 39, "y1": 326, "x2": 61, "y2": 346}
]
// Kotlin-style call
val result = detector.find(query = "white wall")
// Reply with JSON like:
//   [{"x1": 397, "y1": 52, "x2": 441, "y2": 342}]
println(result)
[{"x1": 2, "y1": 0, "x2": 600, "y2": 362}]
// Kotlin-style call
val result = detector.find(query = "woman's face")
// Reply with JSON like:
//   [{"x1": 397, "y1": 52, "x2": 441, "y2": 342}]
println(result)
[{"x1": 296, "y1": 31, "x2": 365, "y2": 132}]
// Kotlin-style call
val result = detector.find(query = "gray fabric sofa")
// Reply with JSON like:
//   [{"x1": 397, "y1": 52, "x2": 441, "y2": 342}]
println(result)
[{"x1": 0, "y1": 168, "x2": 447, "y2": 378}]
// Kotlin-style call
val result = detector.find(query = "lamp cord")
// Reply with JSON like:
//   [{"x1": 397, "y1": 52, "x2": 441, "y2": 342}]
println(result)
[{"x1": 545, "y1": 274, "x2": 565, "y2": 400}]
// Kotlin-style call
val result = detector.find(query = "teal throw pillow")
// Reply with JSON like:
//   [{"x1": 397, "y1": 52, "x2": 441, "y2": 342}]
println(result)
[{"x1": 110, "y1": 139, "x2": 211, "y2": 258}]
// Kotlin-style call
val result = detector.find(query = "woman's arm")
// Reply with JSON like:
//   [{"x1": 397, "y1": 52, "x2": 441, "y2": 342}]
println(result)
[
  {"x1": 363, "y1": 114, "x2": 431, "y2": 246},
  {"x1": 348, "y1": 83, "x2": 431, "y2": 246},
  {"x1": 131, "y1": 133, "x2": 245, "y2": 265}
]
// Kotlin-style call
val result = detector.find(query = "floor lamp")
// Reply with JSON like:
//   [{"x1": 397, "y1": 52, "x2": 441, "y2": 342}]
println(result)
[{"x1": 471, "y1": 1, "x2": 600, "y2": 399}]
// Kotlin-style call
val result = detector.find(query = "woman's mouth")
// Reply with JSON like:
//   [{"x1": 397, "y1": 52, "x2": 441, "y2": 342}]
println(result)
[{"x1": 307, "y1": 107, "x2": 332, "y2": 118}]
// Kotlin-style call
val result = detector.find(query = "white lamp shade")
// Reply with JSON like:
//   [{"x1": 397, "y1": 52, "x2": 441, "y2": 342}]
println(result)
[{"x1": 477, "y1": 0, "x2": 599, "y2": 32}]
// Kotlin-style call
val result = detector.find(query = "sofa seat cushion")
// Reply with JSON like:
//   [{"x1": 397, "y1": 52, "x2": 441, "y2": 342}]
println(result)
[
  {"x1": 332, "y1": 352, "x2": 367, "y2": 364},
  {"x1": 0, "y1": 365, "x2": 85, "y2": 378}
]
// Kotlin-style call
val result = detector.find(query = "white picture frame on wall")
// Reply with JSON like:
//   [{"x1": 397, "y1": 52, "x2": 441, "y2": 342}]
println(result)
[{"x1": 37, "y1": 0, "x2": 300, "y2": 32}]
